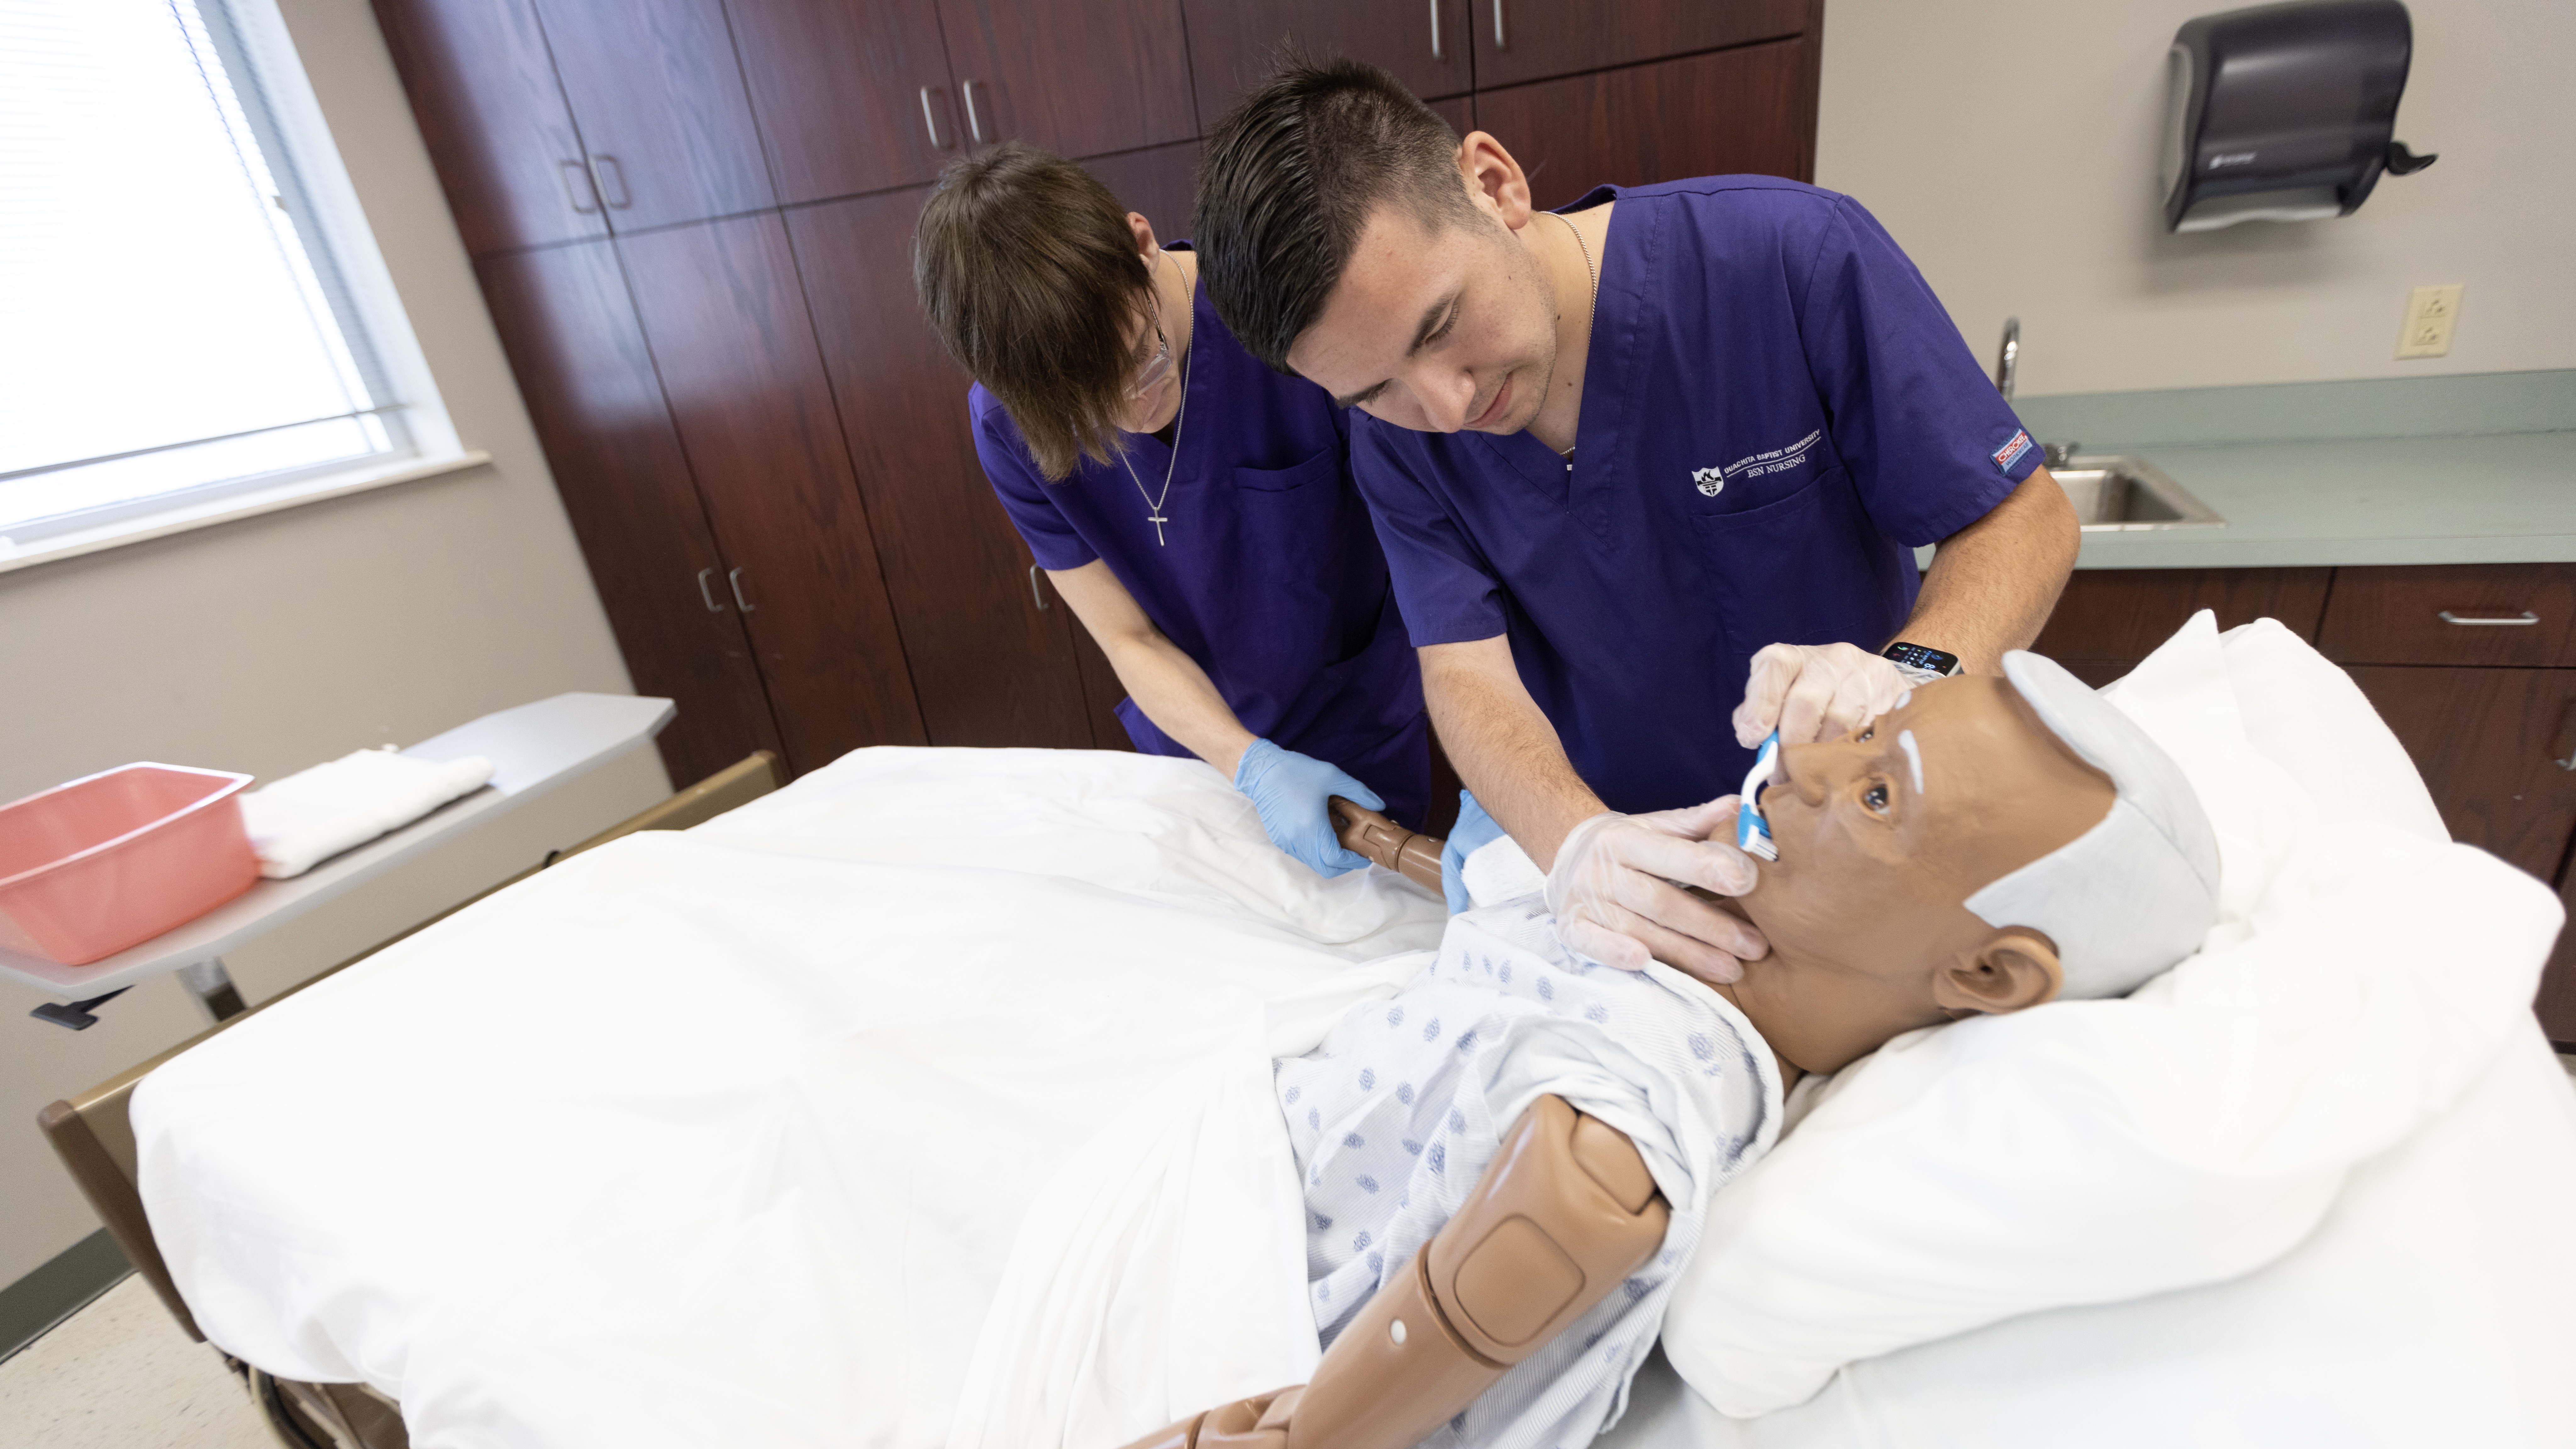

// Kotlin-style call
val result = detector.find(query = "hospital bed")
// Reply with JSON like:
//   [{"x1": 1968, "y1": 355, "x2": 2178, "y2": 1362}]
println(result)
[{"x1": 42, "y1": 621, "x2": 2576, "y2": 1449}]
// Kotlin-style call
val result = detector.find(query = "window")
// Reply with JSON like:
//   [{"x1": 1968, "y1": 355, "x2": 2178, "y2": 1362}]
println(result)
[{"x1": 0, "y1": 0, "x2": 458, "y2": 557}]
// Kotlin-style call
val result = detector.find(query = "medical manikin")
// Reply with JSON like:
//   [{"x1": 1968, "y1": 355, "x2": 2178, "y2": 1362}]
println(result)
[{"x1": 1123, "y1": 653, "x2": 2219, "y2": 1449}]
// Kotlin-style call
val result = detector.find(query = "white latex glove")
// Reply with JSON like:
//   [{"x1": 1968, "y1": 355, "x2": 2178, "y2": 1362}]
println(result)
[
  {"x1": 1733, "y1": 641, "x2": 1916, "y2": 748},
  {"x1": 1543, "y1": 800, "x2": 1768, "y2": 984}
]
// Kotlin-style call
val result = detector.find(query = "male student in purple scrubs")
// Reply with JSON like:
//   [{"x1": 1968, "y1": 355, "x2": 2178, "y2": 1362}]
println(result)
[
  {"x1": 915, "y1": 142, "x2": 1427, "y2": 873},
  {"x1": 1192, "y1": 58, "x2": 2080, "y2": 977}
]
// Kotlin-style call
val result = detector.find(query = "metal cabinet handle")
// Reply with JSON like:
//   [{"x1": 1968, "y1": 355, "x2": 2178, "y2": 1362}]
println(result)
[
  {"x1": 2437, "y1": 610, "x2": 2539, "y2": 626},
  {"x1": 1029, "y1": 563, "x2": 1048, "y2": 610},
  {"x1": 696, "y1": 567, "x2": 724, "y2": 613},
  {"x1": 588, "y1": 154, "x2": 631, "y2": 209},
  {"x1": 962, "y1": 79, "x2": 988, "y2": 145},
  {"x1": 1429, "y1": 0, "x2": 1443, "y2": 60},
  {"x1": 728, "y1": 567, "x2": 755, "y2": 612},
  {"x1": 559, "y1": 159, "x2": 601, "y2": 214},
  {"x1": 1492, "y1": 0, "x2": 1506, "y2": 48},
  {"x1": 919, "y1": 85, "x2": 949, "y2": 149}
]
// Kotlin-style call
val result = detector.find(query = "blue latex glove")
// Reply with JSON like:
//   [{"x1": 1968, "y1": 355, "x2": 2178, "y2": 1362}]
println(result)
[
  {"x1": 1233, "y1": 738, "x2": 1381, "y2": 878},
  {"x1": 1439, "y1": 788, "x2": 1507, "y2": 913}
]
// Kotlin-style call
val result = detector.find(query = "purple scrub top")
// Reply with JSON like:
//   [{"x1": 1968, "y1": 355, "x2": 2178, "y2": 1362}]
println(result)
[
  {"x1": 974, "y1": 246, "x2": 1429, "y2": 826},
  {"x1": 1352, "y1": 178, "x2": 2040, "y2": 815}
]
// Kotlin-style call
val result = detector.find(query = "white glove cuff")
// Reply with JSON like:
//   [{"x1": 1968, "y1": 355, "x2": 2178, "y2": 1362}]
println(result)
[{"x1": 1542, "y1": 810, "x2": 1626, "y2": 916}]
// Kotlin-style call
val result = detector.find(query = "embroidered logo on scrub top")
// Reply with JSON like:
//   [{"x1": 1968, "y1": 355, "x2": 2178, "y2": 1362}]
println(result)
[
  {"x1": 1698, "y1": 429, "x2": 1823, "y2": 495},
  {"x1": 1992, "y1": 429, "x2": 2035, "y2": 474}
]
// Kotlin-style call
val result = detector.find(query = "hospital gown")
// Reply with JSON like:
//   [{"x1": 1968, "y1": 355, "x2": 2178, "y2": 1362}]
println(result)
[{"x1": 1274, "y1": 897, "x2": 1783, "y2": 1449}]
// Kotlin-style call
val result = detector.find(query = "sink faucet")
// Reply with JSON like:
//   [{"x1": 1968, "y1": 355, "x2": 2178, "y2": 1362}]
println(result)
[{"x1": 1994, "y1": 316, "x2": 2019, "y2": 400}]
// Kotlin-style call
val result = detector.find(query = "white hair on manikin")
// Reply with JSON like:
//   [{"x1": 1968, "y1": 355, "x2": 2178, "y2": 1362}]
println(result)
[{"x1": 1961, "y1": 652, "x2": 2221, "y2": 1000}]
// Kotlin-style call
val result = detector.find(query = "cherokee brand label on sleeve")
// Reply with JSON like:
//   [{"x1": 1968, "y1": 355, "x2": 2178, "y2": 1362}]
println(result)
[
  {"x1": 1698, "y1": 429, "x2": 1823, "y2": 495},
  {"x1": 1991, "y1": 429, "x2": 2035, "y2": 474}
]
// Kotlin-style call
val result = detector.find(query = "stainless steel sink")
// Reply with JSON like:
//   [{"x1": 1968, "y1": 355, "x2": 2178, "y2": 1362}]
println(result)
[{"x1": 2052, "y1": 454, "x2": 2223, "y2": 531}]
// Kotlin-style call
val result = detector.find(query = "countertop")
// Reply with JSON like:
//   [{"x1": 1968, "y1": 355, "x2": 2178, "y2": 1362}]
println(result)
[{"x1": 2001, "y1": 369, "x2": 2576, "y2": 572}]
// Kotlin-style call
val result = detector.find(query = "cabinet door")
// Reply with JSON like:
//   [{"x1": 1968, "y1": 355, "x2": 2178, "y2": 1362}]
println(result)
[
  {"x1": 1473, "y1": 37, "x2": 1816, "y2": 212},
  {"x1": 2347, "y1": 666, "x2": 2576, "y2": 883},
  {"x1": 786, "y1": 192, "x2": 1096, "y2": 748},
  {"x1": 374, "y1": 0, "x2": 605, "y2": 255},
  {"x1": 619, "y1": 215, "x2": 928, "y2": 774},
  {"x1": 1082, "y1": 141, "x2": 1201, "y2": 244},
  {"x1": 2542, "y1": 873, "x2": 2576, "y2": 1047},
  {"x1": 2033, "y1": 567, "x2": 2334, "y2": 672},
  {"x1": 1184, "y1": 0, "x2": 1473, "y2": 120},
  {"x1": 1474, "y1": 0, "x2": 1809, "y2": 91},
  {"x1": 726, "y1": 0, "x2": 961, "y2": 205},
  {"x1": 475, "y1": 242, "x2": 784, "y2": 787},
  {"x1": 530, "y1": 0, "x2": 776, "y2": 231},
  {"x1": 934, "y1": 0, "x2": 1195, "y2": 161}
]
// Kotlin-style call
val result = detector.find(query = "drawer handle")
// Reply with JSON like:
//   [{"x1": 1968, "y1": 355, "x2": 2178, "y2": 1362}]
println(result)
[
  {"x1": 1029, "y1": 563, "x2": 1048, "y2": 611},
  {"x1": 2437, "y1": 610, "x2": 2540, "y2": 626},
  {"x1": 696, "y1": 567, "x2": 724, "y2": 613},
  {"x1": 728, "y1": 566, "x2": 755, "y2": 613}
]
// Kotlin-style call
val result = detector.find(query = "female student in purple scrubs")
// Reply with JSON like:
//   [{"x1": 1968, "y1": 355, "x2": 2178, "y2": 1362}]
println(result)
[{"x1": 914, "y1": 142, "x2": 1426, "y2": 874}]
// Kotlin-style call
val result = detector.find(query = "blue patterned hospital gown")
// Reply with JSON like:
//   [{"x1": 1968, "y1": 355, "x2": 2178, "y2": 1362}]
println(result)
[{"x1": 1274, "y1": 898, "x2": 1781, "y2": 1449}]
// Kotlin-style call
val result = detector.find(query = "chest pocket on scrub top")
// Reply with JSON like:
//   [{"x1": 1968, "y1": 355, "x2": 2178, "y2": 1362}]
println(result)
[
  {"x1": 1222, "y1": 447, "x2": 1370, "y2": 681},
  {"x1": 1690, "y1": 464, "x2": 1909, "y2": 651}
]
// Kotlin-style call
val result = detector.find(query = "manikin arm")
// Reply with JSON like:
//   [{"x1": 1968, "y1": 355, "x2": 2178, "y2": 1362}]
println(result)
[{"x1": 1120, "y1": 1095, "x2": 1669, "y2": 1449}]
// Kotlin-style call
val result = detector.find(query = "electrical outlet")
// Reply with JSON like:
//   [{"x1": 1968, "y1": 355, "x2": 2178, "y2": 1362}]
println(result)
[{"x1": 2396, "y1": 284, "x2": 2464, "y2": 359}]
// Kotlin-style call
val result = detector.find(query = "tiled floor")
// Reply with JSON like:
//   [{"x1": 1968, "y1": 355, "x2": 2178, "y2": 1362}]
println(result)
[{"x1": 0, "y1": 1275, "x2": 274, "y2": 1449}]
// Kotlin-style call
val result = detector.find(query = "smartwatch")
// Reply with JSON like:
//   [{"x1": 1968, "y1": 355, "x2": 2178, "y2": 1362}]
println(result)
[{"x1": 1882, "y1": 641, "x2": 1963, "y2": 683}]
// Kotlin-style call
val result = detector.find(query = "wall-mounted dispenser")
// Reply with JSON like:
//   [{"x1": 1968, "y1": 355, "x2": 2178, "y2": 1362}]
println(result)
[{"x1": 2160, "y1": 0, "x2": 2435, "y2": 232}]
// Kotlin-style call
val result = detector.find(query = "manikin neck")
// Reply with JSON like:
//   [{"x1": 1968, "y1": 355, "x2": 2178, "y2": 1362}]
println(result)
[{"x1": 1700, "y1": 893, "x2": 1947, "y2": 1085}]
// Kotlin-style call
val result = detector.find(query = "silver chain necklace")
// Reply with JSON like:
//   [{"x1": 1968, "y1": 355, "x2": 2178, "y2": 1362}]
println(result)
[
  {"x1": 1553, "y1": 211, "x2": 1599, "y2": 474},
  {"x1": 1119, "y1": 252, "x2": 1194, "y2": 546}
]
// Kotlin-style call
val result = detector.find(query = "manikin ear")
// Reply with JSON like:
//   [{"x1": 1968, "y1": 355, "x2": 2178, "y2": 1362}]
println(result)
[
  {"x1": 1454, "y1": 130, "x2": 1534, "y2": 231},
  {"x1": 1931, "y1": 929, "x2": 2064, "y2": 1018},
  {"x1": 1125, "y1": 211, "x2": 1160, "y2": 262}
]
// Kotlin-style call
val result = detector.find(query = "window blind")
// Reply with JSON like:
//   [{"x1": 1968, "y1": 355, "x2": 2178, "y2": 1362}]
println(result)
[{"x1": 0, "y1": 0, "x2": 404, "y2": 541}]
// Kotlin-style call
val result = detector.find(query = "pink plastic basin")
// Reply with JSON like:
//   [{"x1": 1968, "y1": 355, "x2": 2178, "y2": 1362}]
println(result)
[{"x1": 0, "y1": 763, "x2": 259, "y2": 966}]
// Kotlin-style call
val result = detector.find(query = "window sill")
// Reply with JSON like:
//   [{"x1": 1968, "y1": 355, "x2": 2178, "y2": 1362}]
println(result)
[{"x1": 0, "y1": 449, "x2": 494, "y2": 577}]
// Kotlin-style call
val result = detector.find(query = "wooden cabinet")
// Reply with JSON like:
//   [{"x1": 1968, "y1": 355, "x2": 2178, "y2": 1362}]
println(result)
[
  {"x1": 529, "y1": 0, "x2": 777, "y2": 231},
  {"x1": 2032, "y1": 567, "x2": 2333, "y2": 673},
  {"x1": 475, "y1": 242, "x2": 783, "y2": 787},
  {"x1": 1473, "y1": 0, "x2": 1811, "y2": 91},
  {"x1": 932, "y1": 0, "x2": 1196, "y2": 162},
  {"x1": 727, "y1": 0, "x2": 962, "y2": 205},
  {"x1": 2347, "y1": 667, "x2": 2576, "y2": 883},
  {"x1": 617, "y1": 215, "x2": 927, "y2": 773},
  {"x1": 1184, "y1": 0, "x2": 1474, "y2": 119},
  {"x1": 372, "y1": 0, "x2": 605, "y2": 255},
  {"x1": 1475, "y1": 37, "x2": 1819, "y2": 211}
]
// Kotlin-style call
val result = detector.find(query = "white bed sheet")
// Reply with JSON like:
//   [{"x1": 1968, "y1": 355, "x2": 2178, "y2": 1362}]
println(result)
[{"x1": 134, "y1": 748, "x2": 1445, "y2": 1449}]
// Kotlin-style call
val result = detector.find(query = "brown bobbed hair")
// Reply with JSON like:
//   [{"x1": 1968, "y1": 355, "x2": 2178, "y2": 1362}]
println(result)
[
  {"x1": 1194, "y1": 52, "x2": 1481, "y2": 376},
  {"x1": 914, "y1": 142, "x2": 1154, "y2": 481}
]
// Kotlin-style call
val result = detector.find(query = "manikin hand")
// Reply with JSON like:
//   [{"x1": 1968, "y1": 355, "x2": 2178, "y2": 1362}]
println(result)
[
  {"x1": 1733, "y1": 641, "x2": 1915, "y2": 747},
  {"x1": 1543, "y1": 800, "x2": 1768, "y2": 984},
  {"x1": 1234, "y1": 738, "x2": 1380, "y2": 877}
]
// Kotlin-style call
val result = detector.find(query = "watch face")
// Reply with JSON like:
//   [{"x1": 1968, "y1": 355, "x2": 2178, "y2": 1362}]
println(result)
[{"x1": 1884, "y1": 642, "x2": 1961, "y2": 676}]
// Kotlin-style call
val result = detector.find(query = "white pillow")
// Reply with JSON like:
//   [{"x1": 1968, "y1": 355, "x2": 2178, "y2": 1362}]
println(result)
[{"x1": 1661, "y1": 612, "x2": 2561, "y2": 1418}]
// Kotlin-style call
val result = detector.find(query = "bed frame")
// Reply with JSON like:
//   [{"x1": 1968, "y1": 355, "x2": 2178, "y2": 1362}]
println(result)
[{"x1": 34, "y1": 752, "x2": 785, "y2": 1449}]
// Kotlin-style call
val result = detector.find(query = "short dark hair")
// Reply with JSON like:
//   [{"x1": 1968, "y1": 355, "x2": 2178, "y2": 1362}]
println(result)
[
  {"x1": 914, "y1": 141, "x2": 1152, "y2": 480},
  {"x1": 1194, "y1": 53, "x2": 1481, "y2": 375}
]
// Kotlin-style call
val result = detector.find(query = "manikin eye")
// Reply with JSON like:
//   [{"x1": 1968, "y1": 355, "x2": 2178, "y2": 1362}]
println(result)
[
  {"x1": 1857, "y1": 726, "x2": 1875, "y2": 742},
  {"x1": 1862, "y1": 782, "x2": 1890, "y2": 813}
]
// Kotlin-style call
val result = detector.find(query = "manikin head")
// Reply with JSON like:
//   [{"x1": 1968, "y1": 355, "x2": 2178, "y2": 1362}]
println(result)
[
  {"x1": 1720, "y1": 656, "x2": 2221, "y2": 1076},
  {"x1": 1194, "y1": 55, "x2": 1567, "y2": 435},
  {"x1": 915, "y1": 141, "x2": 1189, "y2": 479}
]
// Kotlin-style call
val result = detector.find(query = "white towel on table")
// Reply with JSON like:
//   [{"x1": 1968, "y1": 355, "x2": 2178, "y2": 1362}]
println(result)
[{"x1": 239, "y1": 749, "x2": 493, "y2": 878}]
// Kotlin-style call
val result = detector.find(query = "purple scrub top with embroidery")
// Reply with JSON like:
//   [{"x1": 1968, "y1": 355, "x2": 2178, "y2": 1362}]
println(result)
[
  {"x1": 1350, "y1": 178, "x2": 2043, "y2": 815},
  {"x1": 973, "y1": 245, "x2": 1429, "y2": 827}
]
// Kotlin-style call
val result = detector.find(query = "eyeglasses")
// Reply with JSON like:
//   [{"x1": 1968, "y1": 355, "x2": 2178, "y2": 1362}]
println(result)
[{"x1": 1125, "y1": 299, "x2": 1174, "y2": 402}]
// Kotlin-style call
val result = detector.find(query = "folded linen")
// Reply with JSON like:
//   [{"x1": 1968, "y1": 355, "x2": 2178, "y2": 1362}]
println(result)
[{"x1": 238, "y1": 749, "x2": 493, "y2": 878}]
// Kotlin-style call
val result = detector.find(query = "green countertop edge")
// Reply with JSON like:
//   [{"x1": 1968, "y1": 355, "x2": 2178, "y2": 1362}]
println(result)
[{"x1": 1958, "y1": 369, "x2": 2576, "y2": 571}]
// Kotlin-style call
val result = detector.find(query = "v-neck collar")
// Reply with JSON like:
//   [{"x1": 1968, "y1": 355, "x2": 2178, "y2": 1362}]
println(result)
[
  {"x1": 1113, "y1": 247, "x2": 1210, "y2": 501},
  {"x1": 1472, "y1": 187, "x2": 1632, "y2": 539}
]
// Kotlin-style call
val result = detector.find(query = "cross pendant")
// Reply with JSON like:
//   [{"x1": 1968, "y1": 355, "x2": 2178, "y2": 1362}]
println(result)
[{"x1": 1147, "y1": 510, "x2": 1169, "y2": 545}]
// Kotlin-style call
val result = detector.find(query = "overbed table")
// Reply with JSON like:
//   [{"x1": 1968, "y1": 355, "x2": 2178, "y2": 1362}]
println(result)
[{"x1": 3, "y1": 692, "x2": 673, "y2": 1027}]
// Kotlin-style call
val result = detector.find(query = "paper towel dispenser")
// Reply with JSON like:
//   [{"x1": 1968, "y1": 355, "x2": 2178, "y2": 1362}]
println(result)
[{"x1": 2160, "y1": 0, "x2": 2435, "y2": 232}]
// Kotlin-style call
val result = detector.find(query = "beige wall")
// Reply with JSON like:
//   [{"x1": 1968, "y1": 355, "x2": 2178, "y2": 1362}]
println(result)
[
  {"x1": 1815, "y1": 0, "x2": 2576, "y2": 397},
  {"x1": 1, "y1": 0, "x2": 668, "y2": 1290}
]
